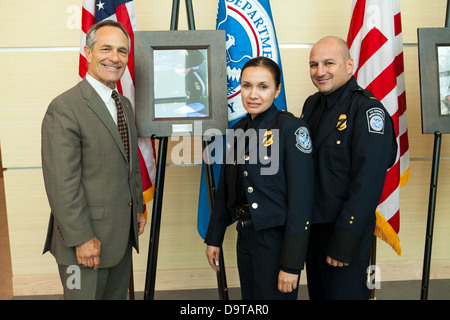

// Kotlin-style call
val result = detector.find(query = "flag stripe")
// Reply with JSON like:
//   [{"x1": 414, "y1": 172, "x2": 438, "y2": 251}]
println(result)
[
  {"x1": 81, "y1": 7, "x2": 95, "y2": 34},
  {"x1": 347, "y1": 0, "x2": 366, "y2": 48},
  {"x1": 378, "y1": 161, "x2": 400, "y2": 204},
  {"x1": 388, "y1": 211, "x2": 400, "y2": 233},
  {"x1": 354, "y1": 28, "x2": 388, "y2": 79},
  {"x1": 366, "y1": 61, "x2": 397, "y2": 101},
  {"x1": 394, "y1": 13, "x2": 402, "y2": 36},
  {"x1": 115, "y1": 4, "x2": 135, "y2": 82}
]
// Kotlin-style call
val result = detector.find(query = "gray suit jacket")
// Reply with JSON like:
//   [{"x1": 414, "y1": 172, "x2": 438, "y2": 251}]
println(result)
[{"x1": 42, "y1": 78, "x2": 143, "y2": 268}]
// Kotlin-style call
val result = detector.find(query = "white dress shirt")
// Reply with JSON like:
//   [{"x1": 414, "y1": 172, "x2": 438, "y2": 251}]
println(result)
[{"x1": 85, "y1": 73, "x2": 118, "y2": 125}]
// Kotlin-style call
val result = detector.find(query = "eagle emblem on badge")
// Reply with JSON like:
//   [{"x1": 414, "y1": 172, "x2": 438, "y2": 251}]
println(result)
[{"x1": 295, "y1": 127, "x2": 312, "y2": 153}]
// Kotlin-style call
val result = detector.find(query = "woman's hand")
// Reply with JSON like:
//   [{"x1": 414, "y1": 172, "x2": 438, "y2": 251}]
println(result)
[{"x1": 206, "y1": 245, "x2": 221, "y2": 272}]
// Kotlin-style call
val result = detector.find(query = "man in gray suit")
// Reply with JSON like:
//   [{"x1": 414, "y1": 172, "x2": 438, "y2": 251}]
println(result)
[{"x1": 42, "y1": 20, "x2": 146, "y2": 299}]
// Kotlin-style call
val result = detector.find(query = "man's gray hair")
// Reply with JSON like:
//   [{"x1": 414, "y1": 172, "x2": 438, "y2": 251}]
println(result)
[{"x1": 85, "y1": 20, "x2": 130, "y2": 51}]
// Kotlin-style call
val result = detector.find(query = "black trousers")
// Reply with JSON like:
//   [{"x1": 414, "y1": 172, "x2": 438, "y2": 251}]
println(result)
[
  {"x1": 236, "y1": 224, "x2": 299, "y2": 300},
  {"x1": 305, "y1": 222, "x2": 374, "y2": 300}
]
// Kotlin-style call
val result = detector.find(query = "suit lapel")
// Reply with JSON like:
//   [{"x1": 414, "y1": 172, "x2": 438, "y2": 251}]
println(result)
[{"x1": 79, "y1": 79, "x2": 129, "y2": 163}]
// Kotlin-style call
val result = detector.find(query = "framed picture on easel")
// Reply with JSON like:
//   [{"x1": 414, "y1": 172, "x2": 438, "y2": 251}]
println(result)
[
  {"x1": 134, "y1": 30, "x2": 227, "y2": 137},
  {"x1": 418, "y1": 27, "x2": 450, "y2": 134}
]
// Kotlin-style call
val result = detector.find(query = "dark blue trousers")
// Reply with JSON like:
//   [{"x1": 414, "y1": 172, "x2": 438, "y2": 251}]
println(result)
[
  {"x1": 305, "y1": 222, "x2": 374, "y2": 300},
  {"x1": 236, "y1": 224, "x2": 299, "y2": 300}
]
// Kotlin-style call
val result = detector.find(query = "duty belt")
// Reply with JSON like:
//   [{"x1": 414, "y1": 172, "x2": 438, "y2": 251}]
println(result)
[{"x1": 231, "y1": 203, "x2": 252, "y2": 228}]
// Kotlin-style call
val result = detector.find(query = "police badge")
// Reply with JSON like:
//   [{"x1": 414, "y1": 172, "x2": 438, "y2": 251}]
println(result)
[
  {"x1": 263, "y1": 130, "x2": 273, "y2": 147},
  {"x1": 336, "y1": 114, "x2": 347, "y2": 131}
]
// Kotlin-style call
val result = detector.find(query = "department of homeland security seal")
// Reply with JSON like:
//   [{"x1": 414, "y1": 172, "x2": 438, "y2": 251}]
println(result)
[
  {"x1": 366, "y1": 107, "x2": 385, "y2": 134},
  {"x1": 217, "y1": 0, "x2": 280, "y2": 122},
  {"x1": 295, "y1": 127, "x2": 312, "y2": 153}
]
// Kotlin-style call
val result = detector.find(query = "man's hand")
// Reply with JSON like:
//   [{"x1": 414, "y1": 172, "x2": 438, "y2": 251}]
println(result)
[
  {"x1": 75, "y1": 237, "x2": 101, "y2": 270},
  {"x1": 278, "y1": 271, "x2": 299, "y2": 293},
  {"x1": 206, "y1": 245, "x2": 221, "y2": 272},
  {"x1": 326, "y1": 256, "x2": 349, "y2": 267},
  {"x1": 138, "y1": 213, "x2": 146, "y2": 235}
]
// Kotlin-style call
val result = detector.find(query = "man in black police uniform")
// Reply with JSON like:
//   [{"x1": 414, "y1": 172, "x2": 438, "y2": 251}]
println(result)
[{"x1": 301, "y1": 36, "x2": 397, "y2": 300}]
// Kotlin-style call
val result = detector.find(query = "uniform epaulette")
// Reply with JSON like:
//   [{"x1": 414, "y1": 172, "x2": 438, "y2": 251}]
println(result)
[
  {"x1": 352, "y1": 87, "x2": 378, "y2": 101},
  {"x1": 277, "y1": 109, "x2": 297, "y2": 118}
]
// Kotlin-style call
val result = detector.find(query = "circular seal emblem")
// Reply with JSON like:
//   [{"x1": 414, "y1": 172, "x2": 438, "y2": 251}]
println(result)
[
  {"x1": 370, "y1": 115, "x2": 384, "y2": 131},
  {"x1": 217, "y1": 0, "x2": 279, "y2": 123},
  {"x1": 366, "y1": 107, "x2": 385, "y2": 134},
  {"x1": 295, "y1": 127, "x2": 312, "y2": 153}
]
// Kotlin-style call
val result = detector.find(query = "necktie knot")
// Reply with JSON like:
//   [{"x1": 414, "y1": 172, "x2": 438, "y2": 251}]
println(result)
[{"x1": 112, "y1": 90, "x2": 120, "y2": 108}]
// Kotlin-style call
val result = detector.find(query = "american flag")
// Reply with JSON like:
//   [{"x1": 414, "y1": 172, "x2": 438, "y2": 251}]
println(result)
[
  {"x1": 347, "y1": 0, "x2": 410, "y2": 255},
  {"x1": 79, "y1": 0, "x2": 156, "y2": 219}
]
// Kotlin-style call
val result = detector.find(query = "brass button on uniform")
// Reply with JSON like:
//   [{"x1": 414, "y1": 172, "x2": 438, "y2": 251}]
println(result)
[
  {"x1": 243, "y1": 171, "x2": 248, "y2": 177},
  {"x1": 128, "y1": 201, "x2": 133, "y2": 206}
]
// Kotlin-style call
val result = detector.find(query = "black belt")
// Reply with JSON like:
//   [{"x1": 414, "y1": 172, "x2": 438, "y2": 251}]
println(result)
[{"x1": 231, "y1": 203, "x2": 252, "y2": 228}]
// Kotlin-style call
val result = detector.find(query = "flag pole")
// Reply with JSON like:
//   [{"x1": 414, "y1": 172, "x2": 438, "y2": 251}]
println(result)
[
  {"x1": 369, "y1": 236, "x2": 377, "y2": 299},
  {"x1": 420, "y1": 132, "x2": 442, "y2": 300},
  {"x1": 143, "y1": 135, "x2": 168, "y2": 300}
]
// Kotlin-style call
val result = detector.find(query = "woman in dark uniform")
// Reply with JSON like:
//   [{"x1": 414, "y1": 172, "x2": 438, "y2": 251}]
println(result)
[{"x1": 205, "y1": 56, "x2": 314, "y2": 299}]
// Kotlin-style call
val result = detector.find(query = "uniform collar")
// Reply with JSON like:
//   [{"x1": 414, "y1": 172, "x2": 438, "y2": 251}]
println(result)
[
  {"x1": 323, "y1": 76, "x2": 356, "y2": 110},
  {"x1": 246, "y1": 104, "x2": 278, "y2": 130}
]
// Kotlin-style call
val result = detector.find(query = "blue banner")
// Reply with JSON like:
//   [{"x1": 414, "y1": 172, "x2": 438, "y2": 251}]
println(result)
[{"x1": 197, "y1": 0, "x2": 287, "y2": 239}]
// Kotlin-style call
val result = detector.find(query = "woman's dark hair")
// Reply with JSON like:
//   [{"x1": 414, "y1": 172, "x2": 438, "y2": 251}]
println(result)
[{"x1": 241, "y1": 56, "x2": 281, "y2": 87}]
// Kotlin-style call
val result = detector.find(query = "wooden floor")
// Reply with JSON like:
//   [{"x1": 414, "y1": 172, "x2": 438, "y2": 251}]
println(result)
[
  {"x1": 11, "y1": 279, "x2": 450, "y2": 300},
  {"x1": 0, "y1": 150, "x2": 14, "y2": 300}
]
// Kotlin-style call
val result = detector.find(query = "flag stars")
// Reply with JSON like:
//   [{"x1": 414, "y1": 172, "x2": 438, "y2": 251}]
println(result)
[{"x1": 97, "y1": 1, "x2": 105, "y2": 11}]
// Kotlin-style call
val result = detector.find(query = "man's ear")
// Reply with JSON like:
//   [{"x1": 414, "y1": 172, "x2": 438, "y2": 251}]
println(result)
[{"x1": 84, "y1": 45, "x2": 92, "y2": 63}]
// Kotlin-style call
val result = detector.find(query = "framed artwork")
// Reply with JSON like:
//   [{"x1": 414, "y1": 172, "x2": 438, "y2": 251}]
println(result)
[
  {"x1": 418, "y1": 27, "x2": 450, "y2": 134},
  {"x1": 135, "y1": 30, "x2": 227, "y2": 137}
]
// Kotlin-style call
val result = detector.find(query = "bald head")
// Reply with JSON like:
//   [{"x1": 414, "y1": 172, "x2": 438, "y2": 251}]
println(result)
[
  {"x1": 313, "y1": 36, "x2": 351, "y2": 61},
  {"x1": 309, "y1": 36, "x2": 354, "y2": 95}
]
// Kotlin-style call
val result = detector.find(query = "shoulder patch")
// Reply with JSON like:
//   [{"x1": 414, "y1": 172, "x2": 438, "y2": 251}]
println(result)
[
  {"x1": 366, "y1": 107, "x2": 385, "y2": 134},
  {"x1": 294, "y1": 127, "x2": 312, "y2": 153}
]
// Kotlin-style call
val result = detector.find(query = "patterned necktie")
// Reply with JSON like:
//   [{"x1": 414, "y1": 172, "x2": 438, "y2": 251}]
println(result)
[{"x1": 111, "y1": 90, "x2": 129, "y2": 161}]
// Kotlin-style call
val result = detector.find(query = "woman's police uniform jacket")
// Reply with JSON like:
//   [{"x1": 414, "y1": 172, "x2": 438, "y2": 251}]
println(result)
[{"x1": 205, "y1": 104, "x2": 314, "y2": 272}]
